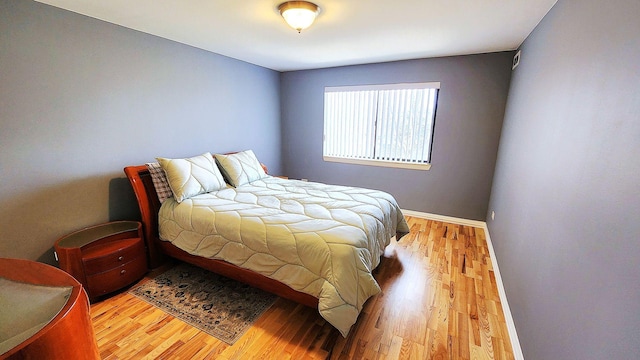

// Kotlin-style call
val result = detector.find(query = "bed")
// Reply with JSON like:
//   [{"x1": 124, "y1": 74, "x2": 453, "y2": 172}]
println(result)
[{"x1": 124, "y1": 150, "x2": 409, "y2": 336}]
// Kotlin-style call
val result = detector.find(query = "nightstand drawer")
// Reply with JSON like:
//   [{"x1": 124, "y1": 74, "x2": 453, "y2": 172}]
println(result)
[
  {"x1": 82, "y1": 237, "x2": 145, "y2": 275},
  {"x1": 85, "y1": 256, "x2": 147, "y2": 297}
]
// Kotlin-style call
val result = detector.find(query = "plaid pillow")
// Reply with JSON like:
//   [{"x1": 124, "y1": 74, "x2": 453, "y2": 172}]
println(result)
[{"x1": 145, "y1": 162, "x2": 173, "y2": 203}]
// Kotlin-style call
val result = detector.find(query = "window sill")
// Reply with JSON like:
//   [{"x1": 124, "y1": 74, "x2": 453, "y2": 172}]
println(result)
[{"x1": 323, "y1": 156, "x2": 431, "y2": 171}]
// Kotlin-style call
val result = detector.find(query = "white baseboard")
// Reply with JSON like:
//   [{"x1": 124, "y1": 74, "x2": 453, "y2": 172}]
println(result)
[
  {"x1": 401, "y1": 209, "x2": 486, "y2": 228},
  {"x1": 400, "y1": 209, "x2": 525, "y2": 360}
]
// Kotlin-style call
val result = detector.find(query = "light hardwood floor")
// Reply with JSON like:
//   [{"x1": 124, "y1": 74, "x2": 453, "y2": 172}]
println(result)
[{"x1": 90, "y1": 216, "x2": 515, "y2": 359}]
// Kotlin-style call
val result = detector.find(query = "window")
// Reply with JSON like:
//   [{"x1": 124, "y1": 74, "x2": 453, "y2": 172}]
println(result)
[{"x1": 323, "y1": 82, "x2": 439, "y2": 170}]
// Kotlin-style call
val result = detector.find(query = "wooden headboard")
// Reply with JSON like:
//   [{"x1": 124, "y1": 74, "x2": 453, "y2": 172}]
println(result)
[{"x1": 123, "y1": 165, "x2": 165, "y2": 268}]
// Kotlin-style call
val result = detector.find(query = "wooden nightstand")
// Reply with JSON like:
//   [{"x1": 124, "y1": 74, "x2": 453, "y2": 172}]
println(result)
[{"x1": 54, "y1": 221, "x2": 147, "y2": 302}]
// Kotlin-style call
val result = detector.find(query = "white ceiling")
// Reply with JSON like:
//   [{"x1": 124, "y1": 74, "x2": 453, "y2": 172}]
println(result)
[{"x1": 35, "y1": 0, "x2": 557, "y2": 72}]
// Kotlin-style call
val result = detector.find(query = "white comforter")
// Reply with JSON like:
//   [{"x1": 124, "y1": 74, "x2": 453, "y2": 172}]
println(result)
[{"x1": 158, "y1": 176, "x2": 409, "y2": 336}]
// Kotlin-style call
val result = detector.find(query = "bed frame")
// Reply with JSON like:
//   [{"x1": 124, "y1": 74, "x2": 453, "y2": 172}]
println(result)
[{"x1": 124, "y1": 164, "x2": 319, "y2": 308}]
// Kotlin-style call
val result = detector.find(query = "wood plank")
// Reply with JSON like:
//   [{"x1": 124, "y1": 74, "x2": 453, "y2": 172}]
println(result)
[{"x1": 90, "y1": 216, "x2": 515, "y2": 359}]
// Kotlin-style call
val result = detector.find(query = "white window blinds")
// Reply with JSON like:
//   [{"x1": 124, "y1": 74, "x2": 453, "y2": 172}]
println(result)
[{"x1": 323, "y1": 82, "x2": 439, "y2": 170}]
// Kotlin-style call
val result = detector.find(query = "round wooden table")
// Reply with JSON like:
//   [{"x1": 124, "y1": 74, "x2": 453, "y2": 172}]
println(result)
[{"x1": 0, "y1": 258, "x2": 100, "y2": 359}]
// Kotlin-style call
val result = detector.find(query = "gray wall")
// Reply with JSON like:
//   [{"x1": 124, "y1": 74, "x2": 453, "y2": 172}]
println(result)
[
  {"x1": 487, "y1": 0, "x2": 640, "y2": 359},
  {"x1": 280, "y1": 54, "x2": 513, "y2": 220},
  {"x1": 0, "y1": 0, "x2": 281, "y2": 264}
]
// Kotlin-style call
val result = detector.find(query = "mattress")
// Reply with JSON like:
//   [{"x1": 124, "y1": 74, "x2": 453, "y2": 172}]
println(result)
[{"x1": 158, "y1": 176, "x2": 409, "y2": 336}]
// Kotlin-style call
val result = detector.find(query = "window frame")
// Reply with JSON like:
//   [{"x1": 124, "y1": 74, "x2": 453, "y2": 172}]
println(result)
[{"x1": 323, "y1": 82, "x2": 440, "y2": 171}]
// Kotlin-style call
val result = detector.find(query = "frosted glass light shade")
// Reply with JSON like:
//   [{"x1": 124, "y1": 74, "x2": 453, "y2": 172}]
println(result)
[{"x1": 278, "y1": 1, "x2": 320, "y2": 33}]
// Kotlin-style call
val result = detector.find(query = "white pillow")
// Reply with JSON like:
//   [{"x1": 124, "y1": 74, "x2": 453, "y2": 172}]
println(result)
[
  {"x1": 215, "y1": 150, "x2": 267, "y2": 187},
  {"x1": 156, "y1": 152, "x2": 226, "y2": 203}
]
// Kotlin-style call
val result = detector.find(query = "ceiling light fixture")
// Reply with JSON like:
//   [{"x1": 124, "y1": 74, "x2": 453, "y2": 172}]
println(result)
[{"x1": 278, "y1": 1, "x2": 320, "y2": 33}]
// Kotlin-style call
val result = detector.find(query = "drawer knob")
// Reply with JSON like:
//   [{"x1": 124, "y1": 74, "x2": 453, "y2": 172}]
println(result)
[
  {"x1": 118, "y1": 256, "x2": 124, "y2": 261},
  {"x1": 120, "y1": 269, "x2": 126, "y2": 275}
]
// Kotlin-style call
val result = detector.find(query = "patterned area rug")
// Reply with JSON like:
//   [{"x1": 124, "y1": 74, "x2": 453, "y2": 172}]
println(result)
[{"x1": 129, "y1": 263, "x2": 277, "y2": 345}]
